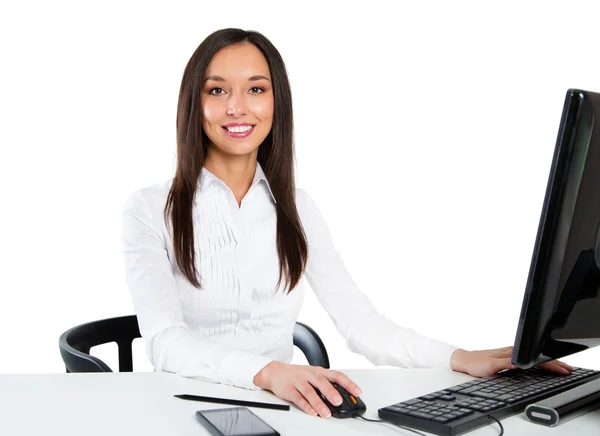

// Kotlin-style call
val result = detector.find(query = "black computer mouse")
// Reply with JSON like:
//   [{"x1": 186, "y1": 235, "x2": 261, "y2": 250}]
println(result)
[{"x1": 314, "y1": 383, "x2": 366, "y2": 418}]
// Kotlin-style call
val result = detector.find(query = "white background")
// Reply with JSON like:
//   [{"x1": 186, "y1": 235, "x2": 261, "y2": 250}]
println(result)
[{"x1": 1, "y1": 0, "x2": 599, "y2": 374}]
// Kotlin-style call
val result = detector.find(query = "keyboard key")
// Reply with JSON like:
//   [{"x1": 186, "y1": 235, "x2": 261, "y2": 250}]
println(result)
[
  {"x1": 389, "y1": 406, "x2": 410, "y2": 414},
  {"x1": 446, "y1": 383, "x2": 471, "y2": 393},
  {"x1": 402, "y1": 398, "x2": 422, "y2": 405},
  {"x1": 471, "y1": 391, "x2": 498, "y2": 399},
  {"x1": 407, "y1": 410, "x2": 434, "y2": 420},
  {"x1": 460, "y1": 386, "x2": 482, "y2": 394},
  {"x1": 504, "y1": 396, "x2": 521, "y2": 404}
]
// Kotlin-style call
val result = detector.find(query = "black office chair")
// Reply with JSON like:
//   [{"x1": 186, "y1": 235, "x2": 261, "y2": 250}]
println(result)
[{"x1": 59, "y1": 315, "x2": 330, "y2": 373}]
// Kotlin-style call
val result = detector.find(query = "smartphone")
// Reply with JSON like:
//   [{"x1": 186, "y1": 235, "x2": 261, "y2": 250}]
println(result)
[{"x1": 195, "y1": 407, "x2": 280, "y2": 436}]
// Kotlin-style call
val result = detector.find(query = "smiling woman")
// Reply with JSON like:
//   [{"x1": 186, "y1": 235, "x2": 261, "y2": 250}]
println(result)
[
  {"x1": 201, "y1": 44, "x2": 274, "y2": 157},
  {"x1": 167, "y1": 29, "x2": 305, "y2": 295},
  {"x1": 120, "y1": 28, "x2": 573, "y2": 421}
]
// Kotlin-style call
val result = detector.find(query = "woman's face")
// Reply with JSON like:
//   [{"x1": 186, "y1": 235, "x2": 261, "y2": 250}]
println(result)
[{"x1": 201, "y1": 43, "x2": 274, "y2": 159}]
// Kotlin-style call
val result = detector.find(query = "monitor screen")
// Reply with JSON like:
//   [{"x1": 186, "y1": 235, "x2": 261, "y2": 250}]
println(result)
[{"x1": 512, "y1": 88, "x2": 600, "y2": 368}]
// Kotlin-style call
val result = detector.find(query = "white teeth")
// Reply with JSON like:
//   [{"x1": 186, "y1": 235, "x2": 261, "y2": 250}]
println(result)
[{"x1": 226, "y1": 125, "x2": 253, "y2": 133}]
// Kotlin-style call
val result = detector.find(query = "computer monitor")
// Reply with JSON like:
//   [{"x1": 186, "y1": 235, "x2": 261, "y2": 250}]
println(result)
[{"x1": 512, "y1": 88, "x2": 600, "y2": 369}]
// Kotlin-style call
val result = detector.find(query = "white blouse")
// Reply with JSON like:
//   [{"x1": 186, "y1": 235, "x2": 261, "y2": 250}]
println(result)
[{"x1": 121, "y1": 163, "x2": 458, "y2": 389}]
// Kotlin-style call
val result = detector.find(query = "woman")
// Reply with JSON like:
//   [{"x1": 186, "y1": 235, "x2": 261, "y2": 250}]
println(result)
[{"x1": 121, "y1": 28, "x2": 572, "y2": 419}]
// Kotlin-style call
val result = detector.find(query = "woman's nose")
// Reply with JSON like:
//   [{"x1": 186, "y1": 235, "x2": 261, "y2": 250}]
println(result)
[{"x1": 226, "y1": 91, "x2": 248, "y2": 117}]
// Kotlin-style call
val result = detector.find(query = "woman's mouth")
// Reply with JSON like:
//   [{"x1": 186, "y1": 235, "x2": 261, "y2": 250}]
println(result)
[{"x1": 222, "y1": 124, "x2": 255, "y2": 138}]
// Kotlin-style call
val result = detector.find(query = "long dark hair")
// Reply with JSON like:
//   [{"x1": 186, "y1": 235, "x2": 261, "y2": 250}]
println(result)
[{"x1": 165, "y1": 28, "x2": 308, "y2": 293}]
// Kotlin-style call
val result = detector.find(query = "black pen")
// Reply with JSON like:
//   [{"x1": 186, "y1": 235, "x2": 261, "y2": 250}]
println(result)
[{"x1": 174, "y1": 394, "x2": 291, "y2": 411}]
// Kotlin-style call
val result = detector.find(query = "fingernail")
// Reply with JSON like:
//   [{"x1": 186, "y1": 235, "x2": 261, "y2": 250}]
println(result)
[
  {"x1": 333, "y1": 395, "x2": 343, "y2": 405},
  {"x1": 356, "y1": 388, "x2": 363, "y2": 396},
  {"x1": 323, "y1": 410, "x2": 331, "y2": 418}
]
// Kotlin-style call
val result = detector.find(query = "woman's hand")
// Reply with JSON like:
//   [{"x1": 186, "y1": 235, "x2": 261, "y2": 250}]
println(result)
[
  {"x1": 450, "y1": 346, "x2": 574, "y2": 377},
  {"x1": 253, "y1": 361, "x2": 362, "y2": 418}
]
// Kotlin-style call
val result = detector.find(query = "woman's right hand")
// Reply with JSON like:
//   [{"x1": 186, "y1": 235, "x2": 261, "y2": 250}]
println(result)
[{"x1": 253, "y1": 361, "x2": 363, "y2": 418}]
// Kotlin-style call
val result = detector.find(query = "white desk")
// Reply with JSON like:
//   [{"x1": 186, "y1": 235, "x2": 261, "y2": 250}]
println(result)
[{"x1": 1, "y1": 369, "x2": 598, "y2": 435}]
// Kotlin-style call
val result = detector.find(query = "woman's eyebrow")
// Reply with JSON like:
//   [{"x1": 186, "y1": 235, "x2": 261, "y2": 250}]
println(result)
[
  {"x1": 248, "y1": 75, "x2": 271, "y2": 82},
  {"x1": 204, "y1": 75, "x2": 226, "y2": 83},
  {"x1": 204, "y1": 75, "x2": 271, "y2": 83}
]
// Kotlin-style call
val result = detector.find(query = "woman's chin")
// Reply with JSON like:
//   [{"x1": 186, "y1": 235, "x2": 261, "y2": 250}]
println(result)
[{"x1": 218, "y1": 143, "x2": 261, "y2": 157}]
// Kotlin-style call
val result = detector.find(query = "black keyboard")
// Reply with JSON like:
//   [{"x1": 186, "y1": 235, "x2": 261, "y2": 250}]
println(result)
[{"x1": 378, "y1": 367, "x2": 600, "y2": 436}]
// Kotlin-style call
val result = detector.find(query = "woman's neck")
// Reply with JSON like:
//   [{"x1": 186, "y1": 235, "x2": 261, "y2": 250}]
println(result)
[{"x1": 203, "y1": 151, "x2": 258, "y2": 206}]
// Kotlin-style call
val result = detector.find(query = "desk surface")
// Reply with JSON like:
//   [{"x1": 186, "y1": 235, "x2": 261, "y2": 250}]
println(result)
[{"x1": 1, "y1": 368, "x2": 598, "y2": 435}]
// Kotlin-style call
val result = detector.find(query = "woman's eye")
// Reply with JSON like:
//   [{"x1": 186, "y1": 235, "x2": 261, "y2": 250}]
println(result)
[
  {"x1": 249, "y1": 87, "x2": 264, "y2": 94},
  {"x1": 209, "y1": 88, "x2": 225, "y2": 95}
]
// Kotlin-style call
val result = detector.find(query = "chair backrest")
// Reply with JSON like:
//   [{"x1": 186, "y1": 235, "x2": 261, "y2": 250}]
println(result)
[
  {"x1": 293, "y1": 322, "x2": 330, "y2": 368},
  {"x1": 59, "y1": 315, "x2": 140, "y2": 372},
  {"x1": 59, "y1": 315, "x2": 330, "y2": 373}
]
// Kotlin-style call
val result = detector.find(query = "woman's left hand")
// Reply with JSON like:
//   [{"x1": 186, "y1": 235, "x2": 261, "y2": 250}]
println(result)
[{"x1": 450, "y1": 346, "x2": 574, "y2": 377}]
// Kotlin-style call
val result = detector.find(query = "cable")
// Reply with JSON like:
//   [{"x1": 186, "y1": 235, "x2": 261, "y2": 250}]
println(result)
[
  {"x1": 488, "y1": 415, "x2": 504, "y2": 436},
  {"x1": 354, "y1": 415, "x2": 428, "y2": 436}
]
